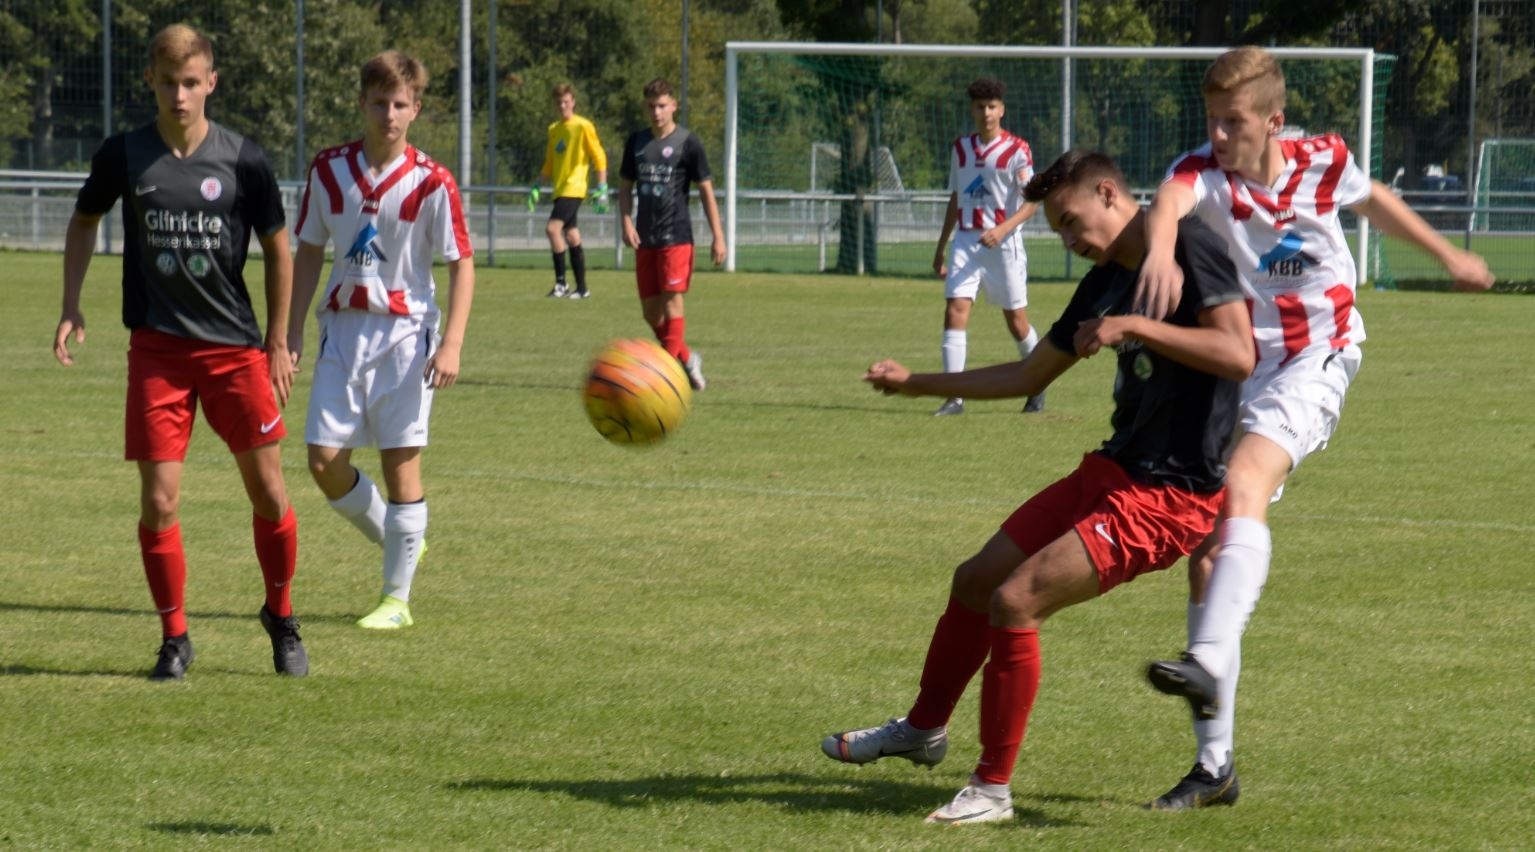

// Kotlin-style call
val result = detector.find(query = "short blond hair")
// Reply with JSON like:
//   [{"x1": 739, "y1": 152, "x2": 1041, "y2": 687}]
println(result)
[
  {"x1": 360, "y1": 50, "x2": 428, "y2": 100},
  {"x1": 148, "y1": 23, "x2": 213, "y2": 69},
  {"x1": 1203, "y1": 46, "x2": 1286, "y2": 115}
]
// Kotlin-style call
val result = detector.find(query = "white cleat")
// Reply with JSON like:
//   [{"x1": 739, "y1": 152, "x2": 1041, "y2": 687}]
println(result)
[
  {"x1": 820, "y1": 716, "x2": 947, "y2": 767},
  {"x1": 925, "y1": 779, "x2": 1014, "y2": 825}
]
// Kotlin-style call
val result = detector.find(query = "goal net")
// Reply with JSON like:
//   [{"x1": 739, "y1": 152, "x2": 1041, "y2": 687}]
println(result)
[
  {"x1": 723, "y1": 43, "x2": 1393, "y2": 278},
  {"x1": 1473, "y1": 138, "x2": 1535, "y2": 231}
]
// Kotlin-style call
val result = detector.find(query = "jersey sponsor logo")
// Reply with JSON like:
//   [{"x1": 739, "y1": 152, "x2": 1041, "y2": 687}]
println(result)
[
  {"x1": 155, "y1": 252, "x2": 177, "y2": 275},
  {"x1": 135, "y1": 184, "x2": 157, "y2": 196},
  {"x1": 555, "y1": 139, "x2": 568, "y2": 153},
  {"x1": 345, "y1": 222, "x2": 390, "y2": 268},
  {"x1": 962, "y1": 174, "x2": 990, "y2": 200},
  {"x1": 144, "y1": 209, "x2": 224, "y2": 250},
  {"x1": 1257, "y1": 231, "x2": 1316, "y2": 278},
  {"x1": 200, "y1": 177, "x2": 223, "y2": 201}
]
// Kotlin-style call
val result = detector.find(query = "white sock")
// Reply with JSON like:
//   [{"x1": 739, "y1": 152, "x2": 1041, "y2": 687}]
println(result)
[
  {"x1": 1195, "y1": 643, "x2": 1239, "y2": 777},
  {"x1": 1015, "y1": 325, "x2": 1038, "y2": 360},
  {"x1": 1189, "y1": 517, "x2": 1270, "y2": 681},
  {"x1": 941, "y1": 329, "x2": 967, "y2": 374},
  {"x1": 382, "y1": 501, "x2": 428, "y2": 602},
  {"x1": 328, "y1": 469, "x2": 385, "y2": 546}
]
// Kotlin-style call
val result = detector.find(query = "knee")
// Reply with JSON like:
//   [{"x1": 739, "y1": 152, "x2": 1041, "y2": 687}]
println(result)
[
  {"x1": 989, "y1": 578, "x2": 1043, "y2": 624},
  {"x1": 140, "y1": 490, "x2": 179, "y2": 526}
]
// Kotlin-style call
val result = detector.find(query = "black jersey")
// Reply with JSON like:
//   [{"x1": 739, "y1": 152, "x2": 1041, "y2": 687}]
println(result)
[
  {"x1": 75, "y1": 121, "x2": 286, "y2": 348},
  {"x1": 1046, "y1": 217, "x2": 1246, "y2": 493},
  {"x1": 619, "y1": 126, "x2": 712, "y2": 248}
]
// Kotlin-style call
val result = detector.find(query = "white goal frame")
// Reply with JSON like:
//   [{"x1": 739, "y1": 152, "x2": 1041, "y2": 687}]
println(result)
[{"x1": 723, "y1": 42, "x2": 1380, "y2": 274}]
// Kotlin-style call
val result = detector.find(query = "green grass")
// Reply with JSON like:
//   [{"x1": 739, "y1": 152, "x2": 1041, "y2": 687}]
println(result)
[{"x1": 2, "y1": 250, "x2": 1532, "y2": 849}]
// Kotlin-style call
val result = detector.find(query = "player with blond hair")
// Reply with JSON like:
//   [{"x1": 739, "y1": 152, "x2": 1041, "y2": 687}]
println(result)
[
  {"x1": 533, "y1": 82, "x2": 608, "y2": 299},
  {"x1": 289, "y1": 50, "x2": 475, "y2": 630},
  {"x1": 56, "y1": 23, "x2": 307, "y2": 680},
  {"x1": 1136, "y1": 45, "x2": 1494, "y2": 810}
]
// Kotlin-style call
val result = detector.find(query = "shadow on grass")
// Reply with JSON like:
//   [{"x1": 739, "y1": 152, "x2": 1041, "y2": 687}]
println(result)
[
  {"x1": 447, "y1": 772, "x2": 1091, "y2": 827},
  {"x1": 0, "y1": 599, "x2": 361, "y2": 625},
  {"x1": 149, "y1": 821, "x2": 274, "y2": 837}
]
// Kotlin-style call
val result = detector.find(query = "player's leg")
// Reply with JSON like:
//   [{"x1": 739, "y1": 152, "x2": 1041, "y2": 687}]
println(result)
[
  {"x1": 659, "y1": 244, "x2": 704, "y2": 390},
  {"x1": 358, "y1": 446, "x2": 426, "y2": 629},
  {"x1": 565, "y1": 204, "x2": 589, "y2": 297},
  {"x1": 993, "y1": 241, "x2": 1043, "y2": 412},
  {"x1": 310, "y1": 444, "x2": 385, "y2": 545},
  {"x1": 938, "y1": 238, "x2": 979, "y2": 415},
  {"x1": 545, "y1": 204, "x2": 571, "y2": 297}
]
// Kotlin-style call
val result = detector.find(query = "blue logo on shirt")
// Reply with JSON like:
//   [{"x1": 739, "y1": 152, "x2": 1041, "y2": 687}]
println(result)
[
  {"x1": 346, "y1": 223, "x2": 389, "y2": 267},
  {"x1": 556, "y1": 139, "x2": 568, "y2": 154},
  {"x1": 963, "y1": 175, "x2": 989, "y2": 200},
  {"x1": 1257, "y1": 231, "x2": 1314, "y2": 277}
]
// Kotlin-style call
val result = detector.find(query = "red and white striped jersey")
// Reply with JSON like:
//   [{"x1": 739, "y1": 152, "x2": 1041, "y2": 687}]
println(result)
[
  {"x1": 947, "y1": 131, "x2": 1033, "y2": 232},
  {"x1": 1166, "y1": 134, "x2": 1373, "y2": 368},
  {"x1": 295, "y1": 142, "x2": 472, "y2": 320}
]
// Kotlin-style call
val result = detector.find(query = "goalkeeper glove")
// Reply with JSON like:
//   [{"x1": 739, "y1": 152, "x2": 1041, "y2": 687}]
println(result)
[
  {"x1": 590, "y1": 182, "x2": 610, "y2": 215},
  {"x1": 526, "y1": 185, "x2": 541, "y2": 212}
]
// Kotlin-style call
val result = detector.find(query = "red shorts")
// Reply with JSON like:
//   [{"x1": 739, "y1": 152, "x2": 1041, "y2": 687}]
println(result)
[
  {"x1": 999, "y1": 452, "x2": 1224, "y2": 594},
  {"x1": 635, "y1": 244, "x2": 694, "y2": 298},
  {"x1": 125, "y1": 328, "x2": 285, "y2": 461}
]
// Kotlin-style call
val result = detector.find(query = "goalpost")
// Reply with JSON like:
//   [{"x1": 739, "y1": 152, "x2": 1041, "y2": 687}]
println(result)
[{"x1": 723, "y1": 43, "x2": 1390, "y2": 277}]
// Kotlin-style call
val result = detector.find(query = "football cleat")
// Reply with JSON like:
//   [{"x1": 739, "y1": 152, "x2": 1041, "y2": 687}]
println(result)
[
  {"x1": 933, "y1": 398, "x2": 965, "y2": 416},
  {"x1": 1022, "y1": 391, "x2": 1046, "y2": 413},
  {"x1": 1146, "y1": 762, "x2": 1240, "y2": 811},
  {"x1": 357, "y1": 595, "x2": 414, "y2": 630},
  {"x1": 1147, "y1": 652, "x2": 1219, "y2": 720},
  {"x1": 149, "y1": 634, "x2": 194, "y2": 681},
  {"x1": 925, "y1": 779, "x2": 1014, "y2": 825},
  {"x1": 259, "y1": 606, "x2": 310, "y2": 677},
  {"x1": 683, "y1": 352, "x2": 707, "y2": 391},
  {"x1": 570, "y1": 289, "x2": 592, "y2": 300},
  {"x1": 821, "y1": 717, "x2": 947, "y2": 767},
  {"x1": 546, "y1": 284, "x2": 569, "y2": 299}
]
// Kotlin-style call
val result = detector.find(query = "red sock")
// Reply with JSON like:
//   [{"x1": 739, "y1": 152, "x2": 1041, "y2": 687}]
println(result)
[
  {"x1": 662, "y1": 316, "x2": 690, "y2": 362},
  {"x1": 253, "y1": 507, "x2": 297, "y2": 617},
  {"x1": 649, "y1": 320, "x2": 667, "y2": 349},
  {"x1": 907, "y1": 597, "x2": 991, "y2": 730},
  {"x1": 139, "y1": 523, "x2": 188, "y2": 638},
  {"x1": 975, "y1": 627, "x2": 1041, "y2": 786}
]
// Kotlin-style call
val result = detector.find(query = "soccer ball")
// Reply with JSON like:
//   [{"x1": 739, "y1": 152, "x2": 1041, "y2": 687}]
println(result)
[{"x1": 583, "y1": 338, "x2": 693, "y2": 445}]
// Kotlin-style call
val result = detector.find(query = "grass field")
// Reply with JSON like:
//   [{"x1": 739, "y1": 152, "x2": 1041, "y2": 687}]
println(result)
[{"x1": 3, "y1": 251, "x2": 1532, "y2": 849}]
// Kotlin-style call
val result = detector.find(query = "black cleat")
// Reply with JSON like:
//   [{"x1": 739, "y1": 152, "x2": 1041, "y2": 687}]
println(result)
[
  {"x1": 150, "y1": 634, "x2": 194, "y2": 681},
  {"x1": 1147, "y1": 762, "x2": 1240, "y2": 811},
  {"x1": 1022, "y1": 391, "x2": 1046, "y2": 413},
  {"x1": 1147, "y1": 652, "x2": 1219, "y2": 720},
  {"x1": 259, "y1": 606, "x2": 309, "y2": 677}
]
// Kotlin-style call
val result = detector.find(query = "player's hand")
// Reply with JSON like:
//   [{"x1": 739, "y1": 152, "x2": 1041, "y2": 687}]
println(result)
[
  {"x1": 710, "y1": 241, "x2": 726, "y2": 266},
  {"x1": 1445, "y1": 249, "x2": 1495, "y2": 292},
  {"x1": 590, "y1": 182, "x2": 610, "y2": 215},
  {"x1": 864, "y1": 359, "x2": 913, "y2": 395},
  {"x1": 933, "y1": 251, "x2": 947, "y2": 278},
  {"x1": 1073, "y1": 316, "x2": 1136, "y2": 358},
  {"x1": 53, "y1": 311, "x2": 86, "y2": 366},
  {"x1": 266, "y1": 340, "x2": 294, "y2": 407},
  {"x1": 425, "y1": 344, "x2": 461, "y2": 389},
  {"x1": 526, "y1": 186, "x2": 541, "y2": 212},
  {"x1": 622, "y1": 220, "x2": 641, "y2": 250},
  {"x1": 979, "y1": 226, "x2": 1005, "y2": 249},
  {"x1": 1134, "y1": 249, "x2": 1184, "y2": 320},
  {"x1": 285, "y1": 329, "x2": 304, "y2": 373}
]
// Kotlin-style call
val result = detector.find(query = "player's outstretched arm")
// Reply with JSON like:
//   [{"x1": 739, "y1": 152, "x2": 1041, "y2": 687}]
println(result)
[
  {"x1": 1351, "y1": 181, "x2": 1494, "y2": 291},
  {"x1": 1135, "y1": 181, "x2": 1197, "y2": 319},
  {"x1": 426, "y1": 257, "x2": 476, "y2": 389},
  {"x1": 288, "y1": 240, "x2": 327, "y2": 369},
  {"x1": 257, "y1": 227, "x2": 294, "y2": 407},
  {"x1": 933, "y1": 192, "x2": 959, "y2": 276},
  {"x1": 55, "y1": 211, "x2": 102, "y2": 366},
  {"x1": 865, "y1": 340, "x2": 1075, "y2": 401},
  {"x1": 698, "y1": 178, "x2": 726, "y2": 266},
  {"x1": 1073, "y1": 300, "x2": 1254, "y2": 381}
]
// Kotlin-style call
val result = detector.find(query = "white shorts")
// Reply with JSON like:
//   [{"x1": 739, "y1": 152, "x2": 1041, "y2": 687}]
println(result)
[
  {"x1": 1241, "y1": 344, "x2": 1363, "y2": 474},
  {"x1": 944, "y1": 230, "x2": 1028, "y2": 310},
  {"x1": 305, "y1": 311, "x2": 437, "y2": 450}
]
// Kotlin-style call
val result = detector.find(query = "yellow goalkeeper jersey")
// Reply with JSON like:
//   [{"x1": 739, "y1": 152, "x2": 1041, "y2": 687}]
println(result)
[{"x1": 541, "y1": 115, "x2": 608, "y2": 199}]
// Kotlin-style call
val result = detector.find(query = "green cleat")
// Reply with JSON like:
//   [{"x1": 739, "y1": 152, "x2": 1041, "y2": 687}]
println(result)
[{"x1": 357, "y1": 595, "x2": 414, "y2": 630}]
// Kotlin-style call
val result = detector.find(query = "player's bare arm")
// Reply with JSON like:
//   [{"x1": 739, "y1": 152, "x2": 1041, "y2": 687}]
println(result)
[
  {"x1": 865, "y1": 340, "x2": 1075, "y2": 401},
  {"x1": 1074, "y1": 301, "x2": 1254, "y2": 380},
  {"x1": 257, "y1": 227, "x2": 295, "y2": 407},
  {"x1": 287, "y1": 240, "x2": 327, "y2": 369},
  {"x1": 698, "y1": 178, "x2": 726, "y2": 266},
  {"x1": 1134, "y1": 182, "x2": 1197, "y2": 318},
  {"x1": 55, "y1": 210, "x2": 103, "y2": 365},
  {"x1": 618, "y1": 178, "x2": 640, "y2": 249},
  {"x1": 425, "y1": 257, "x2": 476, "y2": 389},
  {"x1": 982, "y1": 199, "x2": 1038, "y2": 249},
  {"x1": 1350, "y1": 181, "x2": 1495, "y2": 292},
  {"x1": 933, "y1": 192, "x2": 960, "y2": 276}
]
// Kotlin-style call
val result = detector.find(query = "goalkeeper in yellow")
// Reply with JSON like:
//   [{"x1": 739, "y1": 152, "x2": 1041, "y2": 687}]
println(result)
[{"x1": 532, "y1": 83, "x2": 608, "y2": 299}]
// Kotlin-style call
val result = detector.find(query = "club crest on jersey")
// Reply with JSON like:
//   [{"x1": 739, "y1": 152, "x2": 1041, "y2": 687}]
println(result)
[
  {"x1": 345, "y1": 222, "x2": 389, "y2": 268},
  {"x1": 1257, "y1": 231, "x2": 1316, "y2": 278},
  {"x1": 200, "y1": 177, "x2": 222, "y2": 201},
  {"x1": 556, "y1": 139, "x2": 568, "y2": 154},
  {"x1": 662, "y1": 146, "x2": 674, "y2": 158},
  {"x1": 963, "y1": 175, "x2": 991, "y2": 200}
]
